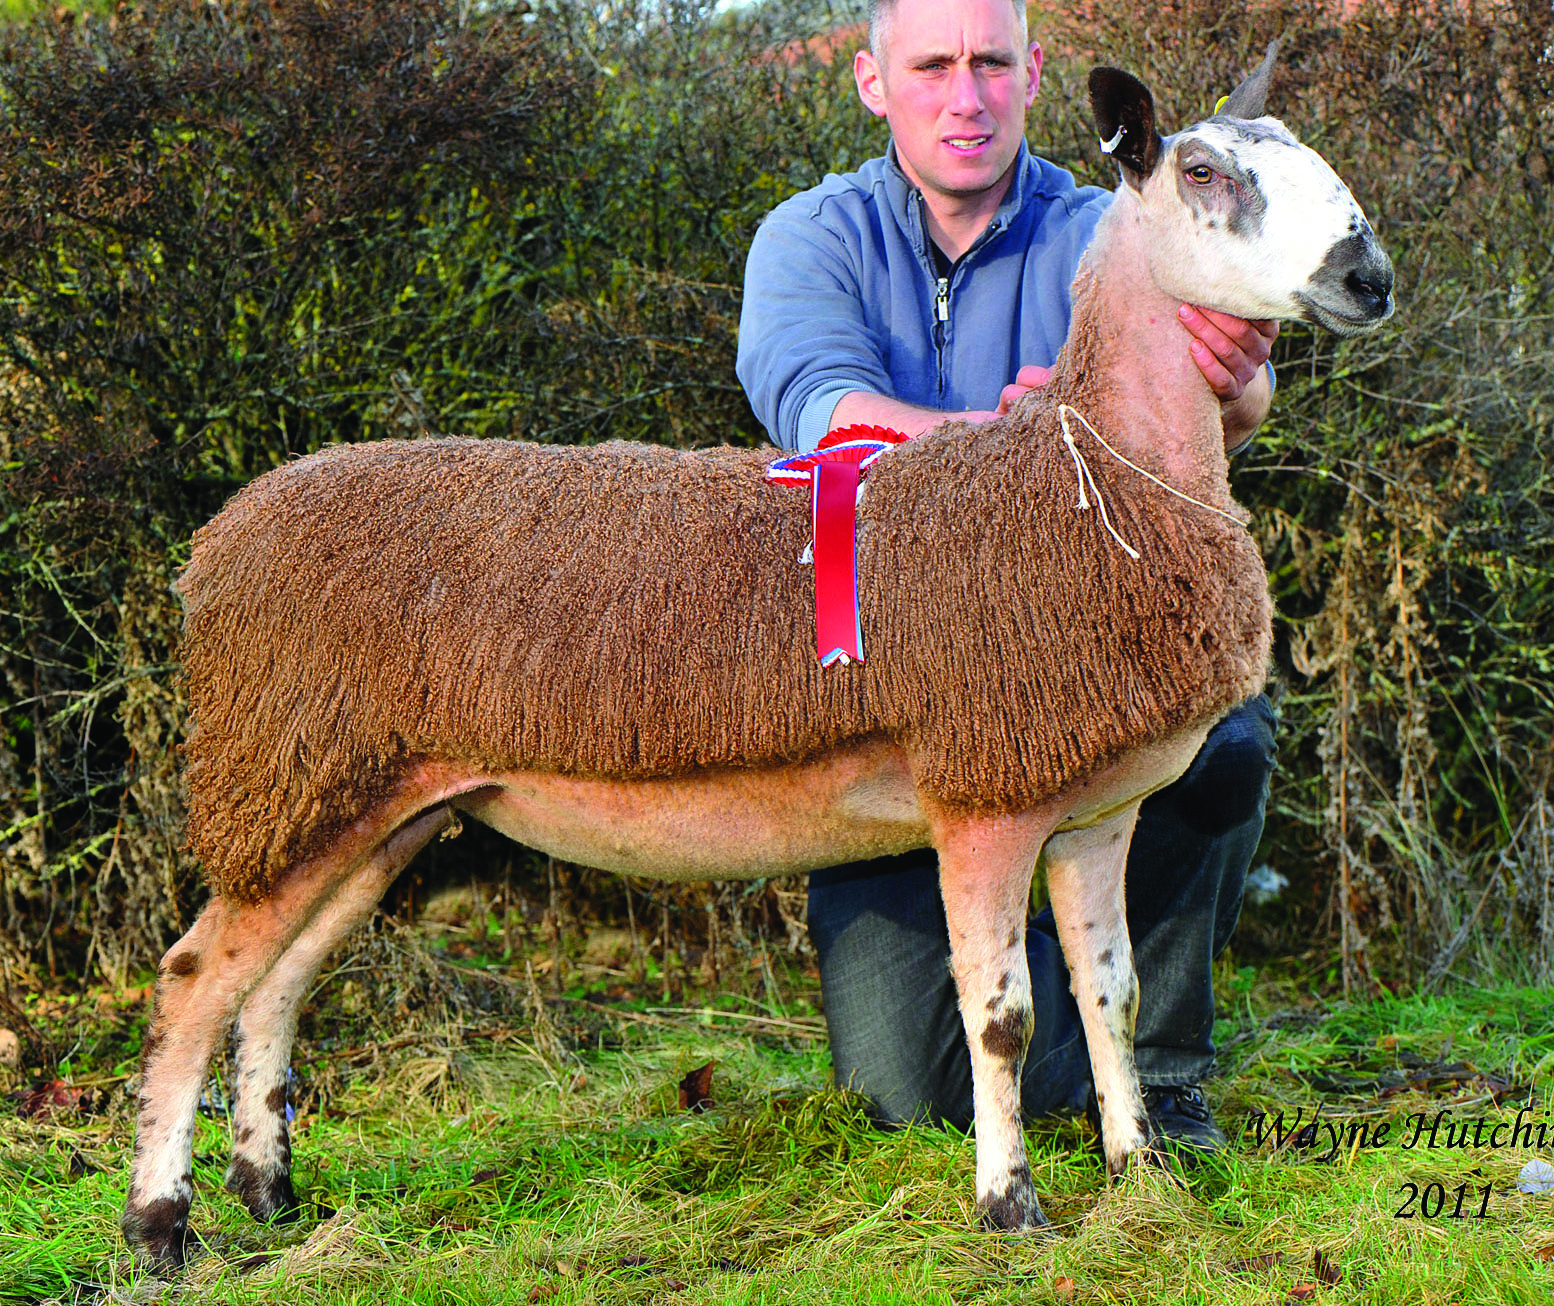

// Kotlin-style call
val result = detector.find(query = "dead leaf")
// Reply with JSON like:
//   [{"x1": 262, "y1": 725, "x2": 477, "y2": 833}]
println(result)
[
  {"x1": 1286, "y1": 1285, "x2": 1319, "y2": 1301},
  {"x1": 1225, "y1": 1252, "x2": 1285, "y2": 1275},
  {"x1": 527, "y1": 1287, "x2": 558, "y2": 1304},
  {"x1": 1534, "y1": 1244, "x2": 1554, "y2": 1263},
  {"x1": 678, "y1": 1062, "x2": 715, "y2": 1113},
  {"x1": 1054, "y1": 1275, "x2": 1076, "y2": 1300},
  {"x1": 15, "y1": 1080, "x2": 91, "y2": 1119},
  {"x1": 1313, "y1": 1248, "x2": 1341, "y2": 1285}
]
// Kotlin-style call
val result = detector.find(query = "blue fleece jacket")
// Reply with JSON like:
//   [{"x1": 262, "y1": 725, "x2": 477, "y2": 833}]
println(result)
[{"x1": 736, "y1": 141, "x2": 1113, "y2": 453}]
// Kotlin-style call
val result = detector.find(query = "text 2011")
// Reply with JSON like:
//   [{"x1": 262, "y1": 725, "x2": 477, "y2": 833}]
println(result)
[{"x1": 1394, "y1": 1181, "x2": 1491, "y2": 1220}]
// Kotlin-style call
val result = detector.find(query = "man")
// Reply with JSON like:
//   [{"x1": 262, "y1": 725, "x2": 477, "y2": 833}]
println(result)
[{"x1": 735, "y1": 0, "x2": 1277, "y2": 1149}]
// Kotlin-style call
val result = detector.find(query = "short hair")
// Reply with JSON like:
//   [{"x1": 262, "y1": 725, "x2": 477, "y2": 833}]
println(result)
[{"x1": 867, "y1": 0, "x2": 1028, "y2": 62}]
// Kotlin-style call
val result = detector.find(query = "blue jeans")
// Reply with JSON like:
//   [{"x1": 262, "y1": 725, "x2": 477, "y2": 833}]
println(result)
[{"x1": 806, "y1": 695, "x2": 1277, "y2": 1129}]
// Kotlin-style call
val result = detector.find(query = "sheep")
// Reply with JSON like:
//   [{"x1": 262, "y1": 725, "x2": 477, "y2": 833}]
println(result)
[{"x1": 121, "y1": 49, "x2": 1394, "y2": 1266}]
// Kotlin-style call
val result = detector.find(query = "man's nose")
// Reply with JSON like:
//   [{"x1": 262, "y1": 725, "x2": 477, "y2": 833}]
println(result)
[{"x1": 946, "y1": 63, "x2": 984, "y2": 115}]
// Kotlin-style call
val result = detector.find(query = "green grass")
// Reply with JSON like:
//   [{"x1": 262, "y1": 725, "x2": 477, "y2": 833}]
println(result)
[{"x1": 4, "y1": 962, "x2": 1554, "y2": 1305}]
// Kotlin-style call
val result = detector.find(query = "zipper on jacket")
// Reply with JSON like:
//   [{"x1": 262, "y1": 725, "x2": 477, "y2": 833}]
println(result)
[{"x1": 933, "y1": 275, "x2": 951, "y2": 399}]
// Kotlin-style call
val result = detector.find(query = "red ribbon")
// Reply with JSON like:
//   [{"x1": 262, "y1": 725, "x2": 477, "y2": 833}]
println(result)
[{"x1": 767, "y1": 425, "x2": 911, "y2": 666}]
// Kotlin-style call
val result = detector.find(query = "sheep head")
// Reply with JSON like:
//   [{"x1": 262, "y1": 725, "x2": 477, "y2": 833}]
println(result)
[{"x1": 1088, "y1": 45, "x2": 1394, "y2": 336}]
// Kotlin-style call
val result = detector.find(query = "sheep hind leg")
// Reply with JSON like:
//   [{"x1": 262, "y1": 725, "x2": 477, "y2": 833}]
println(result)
[
  {"x1": 223, "y1": 823, "x2": 438, "y2": 1226},
  {"x1": 122, "y1": 806, "x2": 454, "y2": 1268},
  {"x1": 935, "y1": 815, "x2": 1051, "y2": 1233},
  {"x1": 1043, "y1": 804, "x2": 1152, "y2": 1178}
]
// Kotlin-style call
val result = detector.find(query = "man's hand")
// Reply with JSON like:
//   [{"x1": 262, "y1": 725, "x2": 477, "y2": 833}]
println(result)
[
  {"x1": 1180, "y1": 305, "x2": 1277, "y2": 450},
  {"x1": 1178, "y1": 305, "x2": 1277, "y2": 401},
  {"x1": 996, "y1": 364, "x2": 1052, "y2": 414}
]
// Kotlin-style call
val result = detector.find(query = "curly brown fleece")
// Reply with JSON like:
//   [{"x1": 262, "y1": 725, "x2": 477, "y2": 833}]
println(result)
[{"x1": 181, "y1": 276, "x2": 1271, "y2": 904}]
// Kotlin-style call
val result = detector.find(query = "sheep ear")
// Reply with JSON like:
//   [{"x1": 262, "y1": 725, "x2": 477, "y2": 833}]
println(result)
[
  {"x1": 1088, "y1": 67, "x2": 1162, "y2": 188},
  {"x1": 1217, "y1": 40, "x2": 1281, "y2": 119}
]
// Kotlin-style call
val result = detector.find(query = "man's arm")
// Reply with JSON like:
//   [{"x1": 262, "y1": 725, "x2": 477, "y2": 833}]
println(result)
[
  {"x1": 736, "y1": 208, "x2": 899, "y2": 453},
  {"x1": 827, "y1": 389, "x2": 1001, "y2": 437}
]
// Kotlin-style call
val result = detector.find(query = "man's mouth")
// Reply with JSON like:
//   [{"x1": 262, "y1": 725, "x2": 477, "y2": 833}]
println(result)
[{"x1": 944, "y1": 135, "x2": 991, "y2": 154}]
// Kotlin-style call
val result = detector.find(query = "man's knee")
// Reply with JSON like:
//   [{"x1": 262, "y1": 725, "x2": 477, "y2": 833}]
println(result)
[{"x1": 1156, "y1": 695, "x2": 1277, "y2": 836}]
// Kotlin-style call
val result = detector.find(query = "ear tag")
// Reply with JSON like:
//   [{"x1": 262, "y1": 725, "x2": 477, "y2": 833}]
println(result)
[
  {"x1": 1099, "y1": 124, "x2": 1125, "y2": 155},
  {"x1": 1214, "y1": 93, "x2": 1230, "y2": 114}
]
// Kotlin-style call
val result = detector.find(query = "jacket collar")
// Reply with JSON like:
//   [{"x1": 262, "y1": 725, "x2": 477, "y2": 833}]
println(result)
[{"x1": 883, "y1": 139, "x2": 1037, "y2": 259}]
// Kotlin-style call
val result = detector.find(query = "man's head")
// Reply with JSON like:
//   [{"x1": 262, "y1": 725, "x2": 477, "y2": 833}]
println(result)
[{"x1": 855, "y1": 0, "x2": 1041, "y2": 213}]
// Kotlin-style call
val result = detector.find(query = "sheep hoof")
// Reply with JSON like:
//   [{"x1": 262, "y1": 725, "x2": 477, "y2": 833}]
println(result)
[
  {"x1": 121, "y1": 1198, "x2": 191, "y2": 1270},
  {"x1": 225, "y1": 1158, "x2": 302, "y2": 1225},
  {"x1": 976, "y1": 1171, "x2": 1050, "y2": 1233}
]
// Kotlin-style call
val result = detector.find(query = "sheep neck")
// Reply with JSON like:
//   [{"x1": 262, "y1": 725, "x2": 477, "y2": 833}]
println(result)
[{"x1": 1045, "y1": 207, "x2": 1233, "y2": 511}]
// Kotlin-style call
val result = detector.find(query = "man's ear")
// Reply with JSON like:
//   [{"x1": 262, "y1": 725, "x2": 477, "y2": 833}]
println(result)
[
  {"x1": 1088, "y1": 67, "x2": 1163, "y2": 189},
  {"x1": 1025, "y1": 40, "x2": 1043, "y2": 108},
  {"x1": 854, "y1": 49, "x2": 888, "y2": 119},
  {"x1": 1217, "y1": 40, "x2": 1280, "y2": 119}
]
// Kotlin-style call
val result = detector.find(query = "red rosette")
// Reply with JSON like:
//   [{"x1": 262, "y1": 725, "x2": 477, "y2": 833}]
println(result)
[{"x1": 815, "y1": 423, "x2": 913, "y2": 451}]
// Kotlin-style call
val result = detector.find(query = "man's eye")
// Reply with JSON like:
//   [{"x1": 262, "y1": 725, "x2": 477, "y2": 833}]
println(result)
[{"x1": 1186, "y1": 165, "x2": 1216, "y2": 185}]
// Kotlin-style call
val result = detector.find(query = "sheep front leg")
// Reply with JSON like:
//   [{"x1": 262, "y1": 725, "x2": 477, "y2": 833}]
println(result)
[
  {"x1": 1043, "y1": 804, "x2": 1151, "y2": 1176},
  {"x1": 934, "y1": 815, "x2": 1050, "y2": 1232}
]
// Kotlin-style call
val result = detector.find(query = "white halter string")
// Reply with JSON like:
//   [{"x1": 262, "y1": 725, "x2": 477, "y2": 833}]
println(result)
[{"x1": 1057, "y1": 403, "x2": 1246, "y2": 562}]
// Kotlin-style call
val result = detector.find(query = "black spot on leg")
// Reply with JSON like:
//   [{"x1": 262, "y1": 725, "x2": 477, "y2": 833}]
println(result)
[
  {"x1": 1007, "y1": 927, "x2": 1021, "y2": 950},
  {"x1": 1097, "y1": 949, "x2": 1113, "y2": 966},
  {"x1": 1097, "y1": 995, "x2": 1109, "y2": 1009},
  {"x1": 981, "y1": 1008, "x2": 1034, "y2": 1061},
  {"x1": 237, "y1": 1126, "x2": 253, "y2": 1145},
  {"x1": 264, "y1": 1084, "x2": 288, "y2": 1116},
  {"x1": 1085, "y1": 921, "x2": 1096, "y2": 931}
]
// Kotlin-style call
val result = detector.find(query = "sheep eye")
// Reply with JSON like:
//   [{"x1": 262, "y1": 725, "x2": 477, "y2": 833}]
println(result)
[{"x1": 1186, "y1": 165, "x2": 1216, "y2": 185}]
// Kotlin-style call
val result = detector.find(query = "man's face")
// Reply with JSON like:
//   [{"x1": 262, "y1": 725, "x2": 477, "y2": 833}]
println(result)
[{"x1": 855, "y1": 0, "x2": 1041, "y2": 208}]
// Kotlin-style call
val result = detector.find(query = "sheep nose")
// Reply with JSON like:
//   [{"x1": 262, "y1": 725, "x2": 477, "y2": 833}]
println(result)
[{"x1": 1345, "y1": 264, "x2": 1393, "y2": 313}]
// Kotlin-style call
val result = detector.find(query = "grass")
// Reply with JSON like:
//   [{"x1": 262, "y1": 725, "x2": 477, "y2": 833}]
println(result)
[{"x1": 4, "y1": 937, "x2": 1554, "y2": 1305}]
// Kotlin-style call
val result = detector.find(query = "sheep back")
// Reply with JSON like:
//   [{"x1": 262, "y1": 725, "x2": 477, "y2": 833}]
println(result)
[{"x1": 179, "y1": 437, "x2": 877, "y2": 902}]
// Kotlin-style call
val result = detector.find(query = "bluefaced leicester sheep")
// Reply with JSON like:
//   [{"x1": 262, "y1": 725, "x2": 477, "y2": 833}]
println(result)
[{"x1": 123, "y1": 50, "x2": 1393, "y2": 1265}]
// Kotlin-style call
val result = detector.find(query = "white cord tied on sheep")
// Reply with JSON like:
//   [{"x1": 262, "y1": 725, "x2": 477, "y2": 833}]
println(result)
[
  {"x1": 121, "y1": 44, "x2": 1394, "y2": 1267},
  {"x1": 1059, "y1": 402, "x2": 1248, "y2": 562}
]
